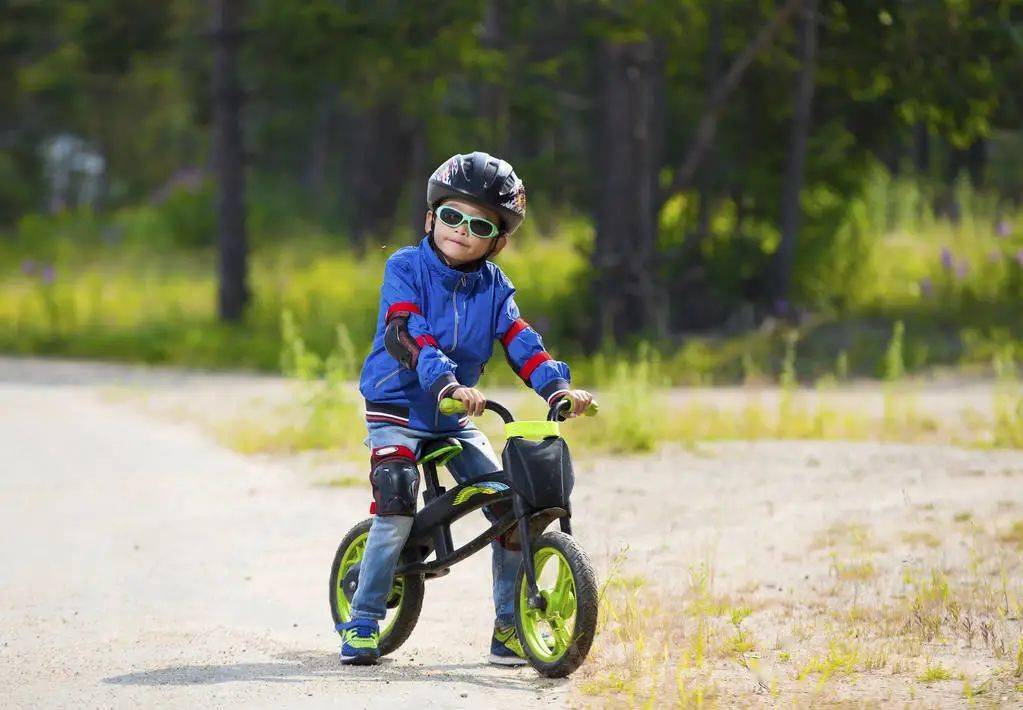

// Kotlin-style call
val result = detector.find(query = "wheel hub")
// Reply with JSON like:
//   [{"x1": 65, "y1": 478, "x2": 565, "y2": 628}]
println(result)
[{"x1": 341, "y1": 563, "x2": 360, "y2": 603}]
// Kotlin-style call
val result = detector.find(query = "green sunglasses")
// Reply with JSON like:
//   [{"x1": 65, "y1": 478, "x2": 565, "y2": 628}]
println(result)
[{"x1": 435, "y1": 205, "x2": 501, "y2": 239}]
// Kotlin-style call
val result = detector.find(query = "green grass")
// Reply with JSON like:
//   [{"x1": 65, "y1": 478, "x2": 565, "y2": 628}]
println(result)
[
  {"x1": 2, "y1": 170, "x2": 1022, "y2": 383},
  {"x1": 917, "y1": 662, "x2": 954, "y2": 683},
  {"x1": 209, "y1": 315, "x2": 1023, "y2": 456}
]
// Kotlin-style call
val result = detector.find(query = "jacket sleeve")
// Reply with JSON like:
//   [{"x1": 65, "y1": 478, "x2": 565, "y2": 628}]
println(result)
[
  {"x1": 494, "y1": 277, "x2": 571, "y2": 407},
  {"x1": 380, "y1": 257, "x2": 460, "y2": 401}
]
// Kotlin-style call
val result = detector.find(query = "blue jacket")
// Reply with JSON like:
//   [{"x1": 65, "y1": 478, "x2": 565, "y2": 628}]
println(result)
[{"x1": 359, "y1": 236, "x2": 571, "y2": 432}]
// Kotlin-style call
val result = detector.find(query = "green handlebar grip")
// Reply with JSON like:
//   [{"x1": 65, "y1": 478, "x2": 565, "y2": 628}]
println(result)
[
  {"x1": 558, "y1": 398, "x2": 600, "y2": 417},
  {"x1": 439, "y1": 397, "x2": 467, "y2": 416}
]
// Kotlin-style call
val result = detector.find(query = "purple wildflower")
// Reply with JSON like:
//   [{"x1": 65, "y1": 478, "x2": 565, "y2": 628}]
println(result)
[
  {"x1": 41, "y1": 264, "x2": 55, "y2": 284},
  {"x1": 1016, "y1": 249, "x2": 1023, "y2": 267},
  {"x1": 20, "y1": 259, "x2": 36, "y2": 275},
  {"x1": 989, "y1": 250, "x2": 1002, "y2": 264},
  {"x1": 919, "y1": 277, "x2": 933, "y2": 298},
  {"x1": 996, "y1": 219, "x2": 1012, "y2": 237},
  {"x1": 940, "y1": 248, "x2": 954, "y2": 271},
  {"x1": 955, "y1": 259, "x2": 969, "y2": 281}
]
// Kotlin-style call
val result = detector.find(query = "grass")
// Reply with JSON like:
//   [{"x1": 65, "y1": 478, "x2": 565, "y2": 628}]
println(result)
[
  {"x1": 2, "y1": 170, "x2": 1022, "y2": 383},
  {"x1": 917, "y1": 662, "x2": 954, "y2": 682},
  {"x1": 315, "y1": 475, "x2": 364, "y2": 488},
  {"x1": 901, "y1": 531, "x2": 942, "y2": 549},
  {"x1": 578, "y1": 512, "x2": 1023, "y2": 706},
  {"x1": 999, "y1": 520, "x2": 1023, "y2": 548},
  {"x1": 211, "y1": 319, "x2": 1023, "y2": 455}
]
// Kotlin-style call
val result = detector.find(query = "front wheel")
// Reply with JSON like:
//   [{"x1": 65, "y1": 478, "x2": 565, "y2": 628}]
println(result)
[
  {"x1": 514, "y1": 530, "x2": 599, "y2": 677},
  {"x1": 329, "y1": 518, "x2": 424, "y2": 656}
]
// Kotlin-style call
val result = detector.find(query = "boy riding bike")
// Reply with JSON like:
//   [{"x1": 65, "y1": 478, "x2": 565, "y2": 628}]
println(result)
[{"x1": 340, "y1": 151, "x2": 592, "y2": 665}]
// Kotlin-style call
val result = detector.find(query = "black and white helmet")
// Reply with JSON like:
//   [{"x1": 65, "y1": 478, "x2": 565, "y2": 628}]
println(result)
[{"x1": 426, "y1": 151, "x2": 527, "y2": 235}]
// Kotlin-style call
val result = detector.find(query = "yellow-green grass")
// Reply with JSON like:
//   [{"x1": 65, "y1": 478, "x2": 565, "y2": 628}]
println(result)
[
  {"x1": 578, "y1": 517, "x2": 1023, "y2": 706},
  {"x1": 212, "y1": 371, "x2": 1023, "y2": 457},
  {"x1": 3, "y1": 172, "x2": 1022, "y2": 382}
]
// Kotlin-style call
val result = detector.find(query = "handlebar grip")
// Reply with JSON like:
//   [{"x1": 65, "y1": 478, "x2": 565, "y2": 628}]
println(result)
[
  {"x1": 439, "y1": 397, "x2": 467, "y2": 416},
  {"x1": 556, "y1": 398, "x2": 600, "y2": 417}
]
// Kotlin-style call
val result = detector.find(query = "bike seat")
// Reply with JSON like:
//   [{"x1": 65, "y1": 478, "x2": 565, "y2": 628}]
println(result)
[{"x1": 418, "y1": 438, "x2": 463, "y2": 467}]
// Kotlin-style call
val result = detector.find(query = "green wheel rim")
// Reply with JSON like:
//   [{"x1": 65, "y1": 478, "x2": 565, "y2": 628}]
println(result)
[
  {"x1": 334, "y1": 531, "x2": 404, "y2": 638},
  {"x1": 518, "y1": 546, "x2": 577, "y2": 662}
]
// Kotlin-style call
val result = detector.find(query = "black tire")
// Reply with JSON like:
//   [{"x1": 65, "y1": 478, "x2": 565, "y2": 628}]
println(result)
[
  {"x1": 514, "y1": 530, "x2": 599, "y2": 677},
  {"x1": 328, "y1": 518, "x2": 424, "y2": 656}
]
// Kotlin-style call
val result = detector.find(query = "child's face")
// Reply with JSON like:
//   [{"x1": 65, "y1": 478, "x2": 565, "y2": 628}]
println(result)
[{"x1": 426, "y1": 199, "x2": 504, "y2": 266}]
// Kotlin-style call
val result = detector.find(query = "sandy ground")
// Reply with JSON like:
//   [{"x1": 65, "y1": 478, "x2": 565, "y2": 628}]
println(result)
[{"x1": 1, "y1": 357, "x2": 1021, "y2": 708}]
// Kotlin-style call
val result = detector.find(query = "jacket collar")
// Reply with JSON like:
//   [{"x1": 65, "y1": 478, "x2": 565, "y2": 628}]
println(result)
[{"x1": 419, "y1": 235, "x2": 485, "y2": 289}]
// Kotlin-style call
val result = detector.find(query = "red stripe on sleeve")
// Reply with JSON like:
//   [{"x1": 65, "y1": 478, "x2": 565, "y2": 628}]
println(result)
[
  {"x1": 518, "y1": 352, "x2": 552, "y2": 382},
  {"x1": 501, "y1": 318, "x2": 529, "y2": 349},
  {"x1": 385, "y1": 301, "x2": 422, "y2": 322},
  {"x1": 415, "y1": 334, "x2": 438, "y2": 349}
]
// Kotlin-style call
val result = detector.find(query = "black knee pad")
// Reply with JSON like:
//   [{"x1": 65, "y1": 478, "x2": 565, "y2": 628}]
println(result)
[{"x1": 370, "y1": 445, "x2": 419, "y2": 516}]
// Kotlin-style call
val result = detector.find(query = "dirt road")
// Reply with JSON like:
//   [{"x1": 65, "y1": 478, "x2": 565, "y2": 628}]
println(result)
[{"x1": 1, "y1": 357, "x2": 1020, "y2": 708}]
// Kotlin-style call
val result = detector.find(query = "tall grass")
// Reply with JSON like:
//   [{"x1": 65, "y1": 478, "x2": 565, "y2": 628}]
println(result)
[
  {"x1": 212, "y1": 310, "x2": 1021, "y2": 457},
  {"x1": 215, "y1": 309, "x2": 365, "y2": 454},
  {"x1": 2, "y1": 170, "x2": 1021, "y2": 380}
]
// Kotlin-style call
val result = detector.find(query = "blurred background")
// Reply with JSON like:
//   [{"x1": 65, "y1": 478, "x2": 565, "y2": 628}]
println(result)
[
  {"x1": 1, "y1": 0, "x2": 1022, "y2": 385},
  {"x1": 4, "y1": 5, "x2": 1023, "y2": 704}
]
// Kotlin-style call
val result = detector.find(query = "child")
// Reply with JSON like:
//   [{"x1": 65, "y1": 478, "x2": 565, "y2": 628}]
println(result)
[{"x1": 339, "y1": 151, "x2": 592, "y2": 665}]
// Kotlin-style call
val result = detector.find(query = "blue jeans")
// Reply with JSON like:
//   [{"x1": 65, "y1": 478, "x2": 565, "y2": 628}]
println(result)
[{"x1": 350, "y1": 422, "x2": 522, "y2": 627}]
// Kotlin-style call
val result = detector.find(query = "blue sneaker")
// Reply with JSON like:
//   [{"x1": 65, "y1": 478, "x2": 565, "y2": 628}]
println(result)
[
  {"x1": 489, "y1": 623, "x2": 528, "y2": 666},
  {"x1": 338, "y1": 619, "x2": 380, "y2": 665}
]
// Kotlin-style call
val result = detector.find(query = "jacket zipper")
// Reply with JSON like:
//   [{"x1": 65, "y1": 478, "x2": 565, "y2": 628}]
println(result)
[
  {"x1": 374, "y1": 367, "x2": 401, "y2": 388},
  {"x1": 451, "y1": 275, "x2": 467, "y2": 351},
  {"x1": 439, "y1": 275, "x2": 469, "y2": 429}
]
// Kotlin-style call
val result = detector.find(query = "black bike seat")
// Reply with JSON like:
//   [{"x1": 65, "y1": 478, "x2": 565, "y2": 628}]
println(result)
[{"x1": 418, "y1": 437, "x2": 463, "y2": 467}]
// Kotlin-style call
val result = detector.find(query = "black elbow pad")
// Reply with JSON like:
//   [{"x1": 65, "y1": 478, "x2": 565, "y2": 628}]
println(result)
[{"x1": 384, "y1": 315, "x2": 420, "y2": 370}]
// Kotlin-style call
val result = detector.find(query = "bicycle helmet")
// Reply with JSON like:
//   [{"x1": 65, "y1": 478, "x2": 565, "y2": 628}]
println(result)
[{"x1": 426, "y1": 151, "x2": 527, "y2": 235}]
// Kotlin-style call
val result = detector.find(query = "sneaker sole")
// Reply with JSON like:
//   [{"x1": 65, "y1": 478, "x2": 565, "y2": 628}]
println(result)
[
  {"x1": 341, "y1": 652, "x2": 380, "y2": 666},
  {"x1": 488, "y1": 653, "x2": 528, "y2": 666}
]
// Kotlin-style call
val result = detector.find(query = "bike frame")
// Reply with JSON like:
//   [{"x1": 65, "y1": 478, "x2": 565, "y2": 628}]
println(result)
[{"x1": 391, "y1": 400, "x2": 574, "y2": 613}]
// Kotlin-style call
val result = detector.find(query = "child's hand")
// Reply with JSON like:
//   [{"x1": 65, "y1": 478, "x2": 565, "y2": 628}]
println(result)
[
  {"x1": 562, "y1": 389, "x2": 594, "y2": 418},
  {"x1": 452, "y1": 386, "x2": 487, "y2": 416}
]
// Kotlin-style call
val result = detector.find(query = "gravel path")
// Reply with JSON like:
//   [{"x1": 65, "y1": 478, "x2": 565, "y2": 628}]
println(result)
[{"x1": 1, "y1": 357, "x2": 1020, "y2": 708}]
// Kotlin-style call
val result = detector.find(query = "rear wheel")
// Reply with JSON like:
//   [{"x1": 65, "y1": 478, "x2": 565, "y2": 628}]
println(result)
[
  {"x1": 329, "y1": 518, "x2": 424, "y2": 656},
  {"x1": 514, "y1": 530, "x2": 598, "y2": 677}
]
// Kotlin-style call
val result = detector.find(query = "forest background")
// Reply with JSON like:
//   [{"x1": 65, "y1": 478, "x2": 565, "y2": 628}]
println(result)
[{"x1": 2, "y1": 0, "x2": 1022, "y2": 387}]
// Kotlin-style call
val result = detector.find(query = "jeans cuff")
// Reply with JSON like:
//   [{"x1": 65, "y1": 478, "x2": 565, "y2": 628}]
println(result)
[{"x1": 351, "y1": 608, "x2": 386, "y2": 621}]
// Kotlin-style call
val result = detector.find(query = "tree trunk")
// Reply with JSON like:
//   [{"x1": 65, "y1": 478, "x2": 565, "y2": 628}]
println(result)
[
  {"x1": 305, "y1": 85, "x2": 338, "y2": 203},
  {"x1": 694, "y1": 0, "x2": 724, "y2": 252},
  {"x1": 212, "y1": 0, "x2": 249, "y2": 322},
  {"x1": 670, "y1": 0, "x2": 725, "y2": 332},
  {"x1": 662, "y1": 0, "x2": 806, "y2": 203},
  {"x1": 766, "y1": 0, "x2": 817, "y2": 312},
  {"x1": 408, "y1": 122, "x2": 427, "y2": 240},
  {"x1": 592, "y1": 39, "x2": 665, "y2": 347},
  {"x1": 479, "y1": 0, "x2": 509, "y2": 154},
  {"x1": 966, "y1": 137, "x2": 986, "y2": 187},
  {"x1": 913, "y1": 121, "x2": 930, "y2": 174},
  {"x1": 349, "y1": 101, "x2": 414, "y2": 251}
]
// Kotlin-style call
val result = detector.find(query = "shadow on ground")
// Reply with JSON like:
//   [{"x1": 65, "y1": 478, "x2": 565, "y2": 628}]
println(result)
[{"x1": 103, "y1": 651, "x2": 567, "y2": 693}]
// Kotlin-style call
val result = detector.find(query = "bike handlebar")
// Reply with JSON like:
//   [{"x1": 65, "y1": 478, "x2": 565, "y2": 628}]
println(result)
[{"x1": 439, "y1": 396, "x2": 599, "y2": 422}]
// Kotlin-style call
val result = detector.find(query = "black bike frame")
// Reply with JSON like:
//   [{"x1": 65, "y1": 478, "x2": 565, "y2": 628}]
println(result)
[{"x1": 392, "y1": 400, "x2": 573, "y2": 611}]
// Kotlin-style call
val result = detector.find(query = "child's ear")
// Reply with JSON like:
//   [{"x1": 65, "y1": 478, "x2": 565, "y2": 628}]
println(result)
[
  {"x1": 490, "y1": 235, "x2": 508, "y2": 257},
  {"x1": 424, "y1": 210, "x2": 435, "y2": 234}
]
